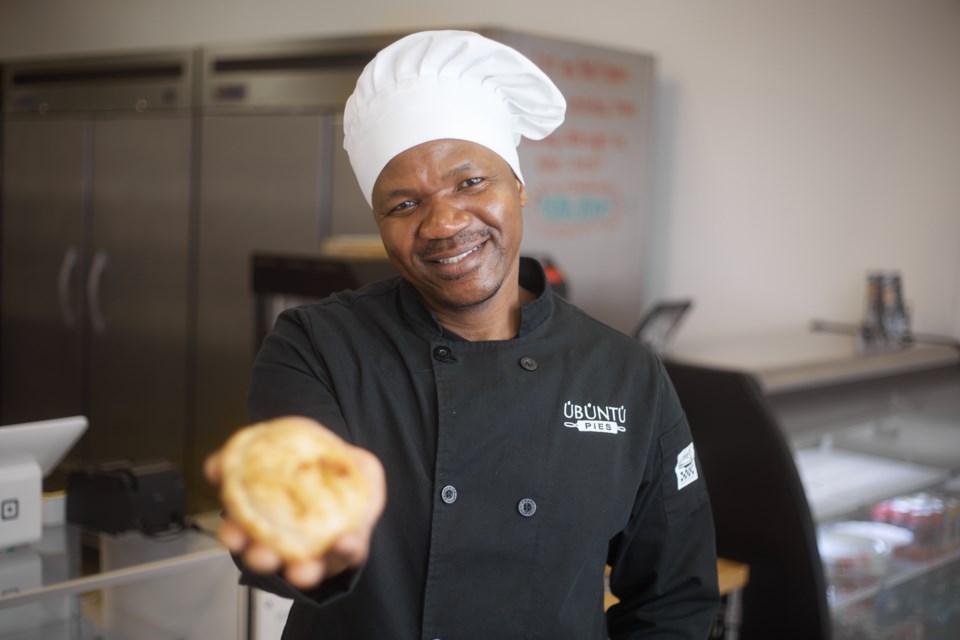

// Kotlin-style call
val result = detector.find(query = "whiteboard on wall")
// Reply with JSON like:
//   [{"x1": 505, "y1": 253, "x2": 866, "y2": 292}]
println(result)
[{"x1": 495, "y1": 30, "x2": 656, "y2": 333}]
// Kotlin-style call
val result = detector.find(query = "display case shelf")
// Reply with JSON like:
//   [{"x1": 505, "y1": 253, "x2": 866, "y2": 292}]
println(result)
[
  {"x1": 830, "y1": 544, "x2": 960, "y2": 611},
  {"x1": 795, "y1": 447, "x2": 949, "y2": 522}
]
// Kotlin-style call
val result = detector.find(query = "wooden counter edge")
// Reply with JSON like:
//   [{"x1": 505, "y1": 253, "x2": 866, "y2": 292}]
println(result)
[
  {"x1": 715, "y1": 557, "x2": 749, "y2": 596},
  {"x1": 604, "y1": 558, "x2": 749, "y2": 610}
]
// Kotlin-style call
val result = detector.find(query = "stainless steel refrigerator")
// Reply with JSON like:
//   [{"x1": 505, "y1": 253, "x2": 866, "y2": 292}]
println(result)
[{"x1": 1, "y1": 51, "x2": 195, "y2": 477}]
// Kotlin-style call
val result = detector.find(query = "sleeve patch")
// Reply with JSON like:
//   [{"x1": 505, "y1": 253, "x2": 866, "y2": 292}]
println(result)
[{"x1": 675, "y1": 442, "x2": 699, "y2": 490}]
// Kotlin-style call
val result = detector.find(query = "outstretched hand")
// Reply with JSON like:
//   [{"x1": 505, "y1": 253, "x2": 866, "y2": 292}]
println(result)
[{"x1": 204, "y1": 441, "x2": 386, "y2": 590}]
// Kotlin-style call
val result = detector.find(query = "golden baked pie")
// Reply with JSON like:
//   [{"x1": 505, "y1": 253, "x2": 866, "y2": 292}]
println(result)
[{"x1": 220, "y1": 416, "x2": 370, "y2": 562}]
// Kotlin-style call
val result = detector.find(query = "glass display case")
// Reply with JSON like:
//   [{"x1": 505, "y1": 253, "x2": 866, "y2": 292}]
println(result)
[
  {"x1": 0, "y1": 511, "x2": 244, "y2": 639},
  {"x1": 664, "y1": 333, "x2": 960, "y2": 640}
]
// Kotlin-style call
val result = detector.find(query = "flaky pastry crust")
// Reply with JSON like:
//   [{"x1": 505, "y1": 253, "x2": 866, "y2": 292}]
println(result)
[{"x1": 220, "y1": 416, "x2": 370, "y2": 562}]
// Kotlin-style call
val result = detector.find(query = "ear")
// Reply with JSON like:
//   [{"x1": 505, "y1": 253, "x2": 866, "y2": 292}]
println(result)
[{"x1": 517, "y1": 180, "x2": 528, "y2": 207}]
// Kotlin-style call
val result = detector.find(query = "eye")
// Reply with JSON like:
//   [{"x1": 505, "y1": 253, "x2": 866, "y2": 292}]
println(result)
[
  {"x1": 384, "y1": 200, "x2": 418, "y2": 216},
  {"x1": 457, "y1": 176, "x2": 485, "y2": 190}
]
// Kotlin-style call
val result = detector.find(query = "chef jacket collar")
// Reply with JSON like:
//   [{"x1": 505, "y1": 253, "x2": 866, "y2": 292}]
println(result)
[{"x1": 398, "y1": 256, "x2": 553, "y2": 341}]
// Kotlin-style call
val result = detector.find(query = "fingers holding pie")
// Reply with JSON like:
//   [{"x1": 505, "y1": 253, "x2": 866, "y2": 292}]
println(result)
[{"x1": 209, "y1": 416, "x2": 385, "y2": 588}]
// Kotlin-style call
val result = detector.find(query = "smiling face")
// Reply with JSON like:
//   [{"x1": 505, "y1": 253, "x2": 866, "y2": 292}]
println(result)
[{"x1": 371, "y1": 139, "x2": 528, "y2": 317}]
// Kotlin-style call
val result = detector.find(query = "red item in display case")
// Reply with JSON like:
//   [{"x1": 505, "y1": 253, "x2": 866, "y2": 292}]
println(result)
[
  {"x1": 944, "y1": 497, "x2": 960, "y2": 549},
  {"x1": 872, "y1": 493, "x2": 950, "y2": 562}
]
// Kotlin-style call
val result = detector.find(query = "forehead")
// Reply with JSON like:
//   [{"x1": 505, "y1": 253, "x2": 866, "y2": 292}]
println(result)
[{"x1": 373, "y1": 139, "x2": 511, "y2": 193}]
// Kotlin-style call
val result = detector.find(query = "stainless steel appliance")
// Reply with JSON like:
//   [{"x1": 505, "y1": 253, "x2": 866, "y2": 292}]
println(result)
[
  {"x1": 191, "y1": 35, "x2": 390, "y2": 508},
  {"x1": 1, "y1": 52, "x2": 195, "y2": 476},
  {"x1": 250, "y1": 253, "x2": 397, "y2": 346}
]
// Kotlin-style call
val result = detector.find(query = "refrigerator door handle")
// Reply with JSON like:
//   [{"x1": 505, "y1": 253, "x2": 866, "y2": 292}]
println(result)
[
  {"x1": 57, "y1": 246, "x2": 80, "y2": 329},
  {"x1": 87, "y1": 249, "x2": 110, "y2": 335}
]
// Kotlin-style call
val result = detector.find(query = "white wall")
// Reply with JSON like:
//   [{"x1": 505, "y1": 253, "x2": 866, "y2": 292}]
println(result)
[{"x1": 3, "y1": 0, "x2": 959, "y2": 342}]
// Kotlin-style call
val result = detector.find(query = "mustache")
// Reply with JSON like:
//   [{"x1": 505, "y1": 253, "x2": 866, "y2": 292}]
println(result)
[{"x1": 421, "y1": 228, "x2": 491, "y2": 259}]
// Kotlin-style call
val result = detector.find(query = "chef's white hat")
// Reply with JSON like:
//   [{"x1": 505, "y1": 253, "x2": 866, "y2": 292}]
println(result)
[{"x1": 343, "y1": 30, "x2": 566, "y2": 207}]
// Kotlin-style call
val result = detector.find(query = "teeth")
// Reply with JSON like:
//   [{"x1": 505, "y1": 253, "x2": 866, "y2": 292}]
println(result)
[{"x1": 437, "y1": 246, "x2": 478, "y2": 265}]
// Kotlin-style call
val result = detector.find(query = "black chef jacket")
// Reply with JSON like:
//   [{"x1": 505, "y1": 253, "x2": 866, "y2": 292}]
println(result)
[{"x1": 242, "y1": 258, "x2": 719, "y2": 639}]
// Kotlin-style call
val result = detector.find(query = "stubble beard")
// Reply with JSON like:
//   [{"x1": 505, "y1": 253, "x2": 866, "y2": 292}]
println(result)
[{"x1": 424, "y1": 229, "x2": 512, "y2": 311}]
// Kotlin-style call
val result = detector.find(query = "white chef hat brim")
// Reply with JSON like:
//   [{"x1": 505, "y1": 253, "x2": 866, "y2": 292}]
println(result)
[{"x1": 344, "y1": 30, "x2": 566, "y2": 208}]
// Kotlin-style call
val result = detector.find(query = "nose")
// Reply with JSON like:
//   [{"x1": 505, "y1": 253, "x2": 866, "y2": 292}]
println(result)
[{"x1": 419, "y1": 196, "x2": 471, "y2": 239}]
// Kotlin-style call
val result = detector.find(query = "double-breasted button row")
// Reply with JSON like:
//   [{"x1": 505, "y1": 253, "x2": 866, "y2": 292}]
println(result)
[
  {"x1": 438, "y1": 486, "x2": 537, "y2": 518},
  {"x1": 433, "y1": 347, "x2": 537, "y2": 370}
]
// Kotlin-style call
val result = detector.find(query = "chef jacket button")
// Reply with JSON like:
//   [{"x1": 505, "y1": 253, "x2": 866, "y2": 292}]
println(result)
[
  {"x1": 519, "y1": 356, "x2": 538, "y2": 371},
  {"x1": 518, "y1": 498, "x2": 537, "y2": 517},
  {"x1": 433, "y1": 346, "x2": 456, "y2": 363},
  {"x1": 441, "y1": 485, "x2": 458, "y2": 504}
]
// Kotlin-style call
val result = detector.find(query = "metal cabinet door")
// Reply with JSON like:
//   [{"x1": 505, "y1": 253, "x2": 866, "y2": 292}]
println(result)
[
  {"x1": 193, "y1": 114, "x2": 328, "y2": 505},
  {"x1": 329, "y1": 115, "x2": 379, "y2": 236},
  {"x1": 85, "y1": 116, "x2": 192, "y2": 467},
  {"x1": 1, "y1": 118, "x2": 88, "y2": 425}
]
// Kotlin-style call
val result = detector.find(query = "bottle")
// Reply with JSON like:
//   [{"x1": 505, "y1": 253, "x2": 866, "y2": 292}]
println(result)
[
  {"x1": 881, "y1": 272, "x2": 911, "y2": 346},
  {"x1": 862, "y1": 272, "x2": 886, "y2": 347}
]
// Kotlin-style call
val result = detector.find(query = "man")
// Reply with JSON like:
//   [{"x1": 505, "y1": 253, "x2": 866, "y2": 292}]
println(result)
[{"x1": 207, "y1": 30, "x2": 718, "y2": 639}]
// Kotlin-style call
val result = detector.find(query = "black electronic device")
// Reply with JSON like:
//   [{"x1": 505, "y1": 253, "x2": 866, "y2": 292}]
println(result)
[
  {"x1": 66, "y1": 460, "x2": 186, "y2": 535},
  {"x1": 633, "y1": 300, "x2": 693, "y2": 353}
]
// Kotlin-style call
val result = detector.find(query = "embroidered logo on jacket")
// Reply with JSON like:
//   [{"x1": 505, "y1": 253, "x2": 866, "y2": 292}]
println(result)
[
  {"x1": 563, "y1": 402, "x2": 626, "y2": 434},
  {"x1": 675, "y1": 442, "x2": 699, "y2": 490}
]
